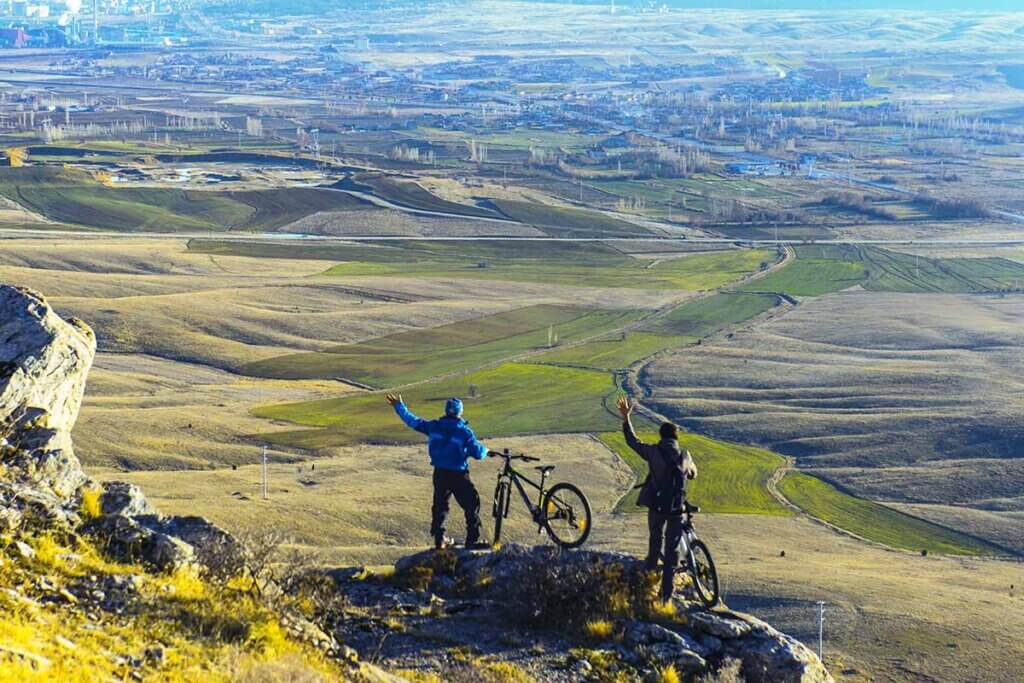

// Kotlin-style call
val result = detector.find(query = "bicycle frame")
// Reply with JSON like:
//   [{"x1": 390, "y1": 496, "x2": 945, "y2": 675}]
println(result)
[{"x1": 497, "y1": 455, "x2": 550, "y2": 526}]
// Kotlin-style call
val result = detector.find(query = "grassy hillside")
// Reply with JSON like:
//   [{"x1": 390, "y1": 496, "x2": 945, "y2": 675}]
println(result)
[
  {"x1": 778, "y1": 472, "x2": 1002, "y2": 556},
  {"x1": 254, "y1": 363, "x2": 642, "y2": 450},
  {"x1": 0, "y1": 532, "x2": 347, "y2": 683},
  {"x1": 643, "y1": 291, "x2": 782, "y2": 337},
  {"x1": 491, "y1": 199, "x2": 653, "y2": 237},
  {"x1": 597, "y1": 431, "x2": 790, "y2": 515},
  {"x1": 242, "y1": 305, "x2": 644, "y2": 385},
  {"x1": 0, "y1": 167, "x2": 367, "y2": 232},
  {"x1": 362, "y1": 176, "x2": 501, "y2": 219}
]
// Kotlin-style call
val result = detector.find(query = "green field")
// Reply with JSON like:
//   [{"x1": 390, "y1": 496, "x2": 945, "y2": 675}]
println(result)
[
  {"x1": 323, "y1": 247, "x2": 774, "y2": 291},
  {"x1": 0, "y1": 167, "x2": 368, "y2": 232},
  {"x1": 739, "y1": 257, "x2": 867, "y2": 296},
  {"x1": 643, "y1": 291, "x2": 782, "y2": 337},
  {"x1": 242, "y1": 305, "x2": 643, "y2": 386},
  {"x1": 597, "y1": 431, "x2": 790, "y2": 515},
  {"x1": 742, "y1": 245, "x2": 1024, "y2": 296},
  {"x1": 778, "y1": 472, "x2": 1002, "y2": 556},
  {"x1": 527, "y1": 331, "x2": 692, "y2": 370},
  {"x1": 254, "y1": 363, "x2": 644, "y2": 450}
]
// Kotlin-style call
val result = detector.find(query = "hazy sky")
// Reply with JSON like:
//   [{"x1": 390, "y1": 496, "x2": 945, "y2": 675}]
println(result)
[{"x1": 561, "y1": 0, "x2": 1023, "y2": 9}]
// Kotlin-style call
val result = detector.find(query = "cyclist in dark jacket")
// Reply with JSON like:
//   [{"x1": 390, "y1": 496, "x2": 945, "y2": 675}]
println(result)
[
  {"x1": 617, "y1": 396, "x2": 697, "y2": 603},
  {"x1": 387, "y1": 393, "x2": 490, "y2": 550}
]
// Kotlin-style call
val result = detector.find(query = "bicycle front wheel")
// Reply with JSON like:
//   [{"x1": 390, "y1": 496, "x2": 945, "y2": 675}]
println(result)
[
  {"x1": 493, "y1": 481, "x2": 510, "y2": 544},
  {"x1": 688, "y1": 539, "x2": 720, "y2": 608},
  {"x1": 541, "y1": 483, "x2": 592, "y2": 549}
]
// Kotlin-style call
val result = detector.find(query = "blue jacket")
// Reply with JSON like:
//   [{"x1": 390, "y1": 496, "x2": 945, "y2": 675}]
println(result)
[{"x1": 394, "y1": 401, "x2": 488, "y2": 471}]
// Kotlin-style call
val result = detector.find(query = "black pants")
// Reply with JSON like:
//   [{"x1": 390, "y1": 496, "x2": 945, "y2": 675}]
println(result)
[
  {"x1": 645, "y1": 510, "x2": 684, "y2": 601},
  {"x1": 431, "y1": 468, "x2": 482, "y2": 544}
]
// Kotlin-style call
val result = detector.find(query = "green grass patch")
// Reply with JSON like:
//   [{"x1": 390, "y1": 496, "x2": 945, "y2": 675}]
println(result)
[
  {"x1": 527, "y1": 332, "x2": 693, "y2": 370},
  {"x1": 597, "y1": 431, "x2": 790, "y2": 515},
  {"x1": 242, "y1": 305, "x2": 643, "y2": 386},
  {"x1": 778, "y1": 472, "x2": 1001, "y2": 556},
  {"x1": 743, "y1": 245, "x2": 1024, "y2": 296},
  {"x1": 739, "y1": 258, "x2": 867, "y2": 296},
  {"x1": 643, "y1": 292, "x2": 781, "y2": 337},
  {"x1": 254, "y1": 363, "x2": 644, "y2": 450}
]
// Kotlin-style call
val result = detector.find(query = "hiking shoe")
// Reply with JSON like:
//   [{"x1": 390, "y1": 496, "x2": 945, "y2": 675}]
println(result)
[
  {"x1": 434, "y1": 536, "x2": 454, "y2": 550},
  {"x1": 465, "y1": 540, "x2": 492, "y2": 551}
]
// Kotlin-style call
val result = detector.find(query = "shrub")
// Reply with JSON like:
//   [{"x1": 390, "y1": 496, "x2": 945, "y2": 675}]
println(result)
[
  {"x1": 657, "y1": 664, "x2": 681, "y2": 683},
  {"x1": 507, "y1": 552, "x2": 658, "y2": 629},
  {"x1": 584, "y1": 619, "x2": 616, "y2": 641},
  {"x1": 79, "y1": 486, "x2": 102, "y2": 520}
]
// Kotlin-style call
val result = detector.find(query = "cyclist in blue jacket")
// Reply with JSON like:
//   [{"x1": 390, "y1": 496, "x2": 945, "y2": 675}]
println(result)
[{"x1": 386, "y1": 393, "x2": 490, "y2": 550}]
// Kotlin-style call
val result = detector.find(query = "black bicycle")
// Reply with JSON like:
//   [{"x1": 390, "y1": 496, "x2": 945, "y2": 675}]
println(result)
[
  {"x1": 680, "y1": 502, "x2": 720, "y2": 608},
  {"x1": 490, "y1": 449, "x2": 592, "y2": 549}
]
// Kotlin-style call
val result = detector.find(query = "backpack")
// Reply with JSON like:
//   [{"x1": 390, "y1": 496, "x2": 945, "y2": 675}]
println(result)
[{"x1": 637, "y1": 443, "x2": 686, "y2": 514}]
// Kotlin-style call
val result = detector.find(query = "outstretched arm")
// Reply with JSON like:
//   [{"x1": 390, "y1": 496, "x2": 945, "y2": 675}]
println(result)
[{"x1": 386, "y1": 393, "x2": 430, "y2": 435}]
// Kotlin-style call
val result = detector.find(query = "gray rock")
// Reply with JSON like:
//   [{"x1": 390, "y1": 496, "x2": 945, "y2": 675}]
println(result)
[
  {"x1": 720, "y1": 614, "x2": 833, "y2": 683},
  {"x1": 98, "y1": 482, "x2": 156, "y2": 518},
  {"x1": 92, "y1": 514, "x2": 195, "y2": 571},
  {"x1": 0, "y1": 286, "x2": 94, "y2": 499},
  {"x1": 14, "y1": 539, "x2": 35, "y2": 560},
  {"x1": 687, "y1": 609, "x2": 753, "y2": 639}
]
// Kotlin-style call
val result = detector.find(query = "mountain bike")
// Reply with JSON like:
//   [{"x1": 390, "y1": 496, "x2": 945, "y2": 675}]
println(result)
[
  {"x1": 490, "y1": 449, "x2": 592, "y2": 549},
  {"x1": 679, "y1": 502, "x2": 720, "y2": 608}
]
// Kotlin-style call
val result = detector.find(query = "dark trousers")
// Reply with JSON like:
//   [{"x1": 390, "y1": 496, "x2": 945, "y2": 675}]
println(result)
[
  {"x1": 645, "y1": 510, "x2": 685, "y2": 601},
  {"x1": 431, "y1": 468, "x2": 482, "y2": 544}
]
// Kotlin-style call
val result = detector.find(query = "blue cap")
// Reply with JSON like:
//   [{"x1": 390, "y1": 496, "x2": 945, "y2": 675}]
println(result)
[{"x1": 445, "y1": 397, "x2": 463, "y2": 417}]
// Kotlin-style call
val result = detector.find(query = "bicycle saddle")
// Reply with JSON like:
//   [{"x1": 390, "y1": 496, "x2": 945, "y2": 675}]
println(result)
[{"x1": 534, "y1": 465, "x2": 556, "y2": 474}]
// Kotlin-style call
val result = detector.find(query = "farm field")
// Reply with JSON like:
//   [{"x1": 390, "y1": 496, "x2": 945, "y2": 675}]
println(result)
[
  {"x1": 253, "y1": 362, "x2": 641, "y2": 450},
  {"x1": 241, "y1": 305, "x2": 645, "y2": 385},
  {"x1": 527, "y1": 331, "x2": 693, "y2": 370},
  {"x1": 743, "y1": 245, "x2": 1024, "y2": 296},
  {"x1": 597, "y1": 430, "x2": 790, "y2": 516},
  {"x1": 642, "y1": 291, "x2": 783, "y2": 337},
  {"x1": 322, "y1": 246, "x2": 776, "y2": 291},
  {"x1": 777, "y1": 472, "x2": 1002, "y2": 556}
]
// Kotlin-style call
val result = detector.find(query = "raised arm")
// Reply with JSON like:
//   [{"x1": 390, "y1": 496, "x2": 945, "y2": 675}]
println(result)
[
  {"x1": 617, "y1": 396, "x2": 647, "y2": 458},
  {"x1": 682, "y1": 449, "x2": 698, "y2": 480},
  {"x1": 386, "y1": 394, "x2": 430, "y2": 435}
]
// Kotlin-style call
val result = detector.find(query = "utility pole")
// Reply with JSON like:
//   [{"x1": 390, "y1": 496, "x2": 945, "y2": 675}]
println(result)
[
  {"x1": 260, "y1": 446, "x2": 268, "y2": 499},
  {"x1": 816, "y1": 601, "x2": 826, "y2": 662}
]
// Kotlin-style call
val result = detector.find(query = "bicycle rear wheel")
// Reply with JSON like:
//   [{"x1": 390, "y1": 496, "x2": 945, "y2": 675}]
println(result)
[
  {"x1": 541, "y1": 483, "x2": 592, "y2": 549},
  {"x1": 492, "y1": 480, "x2": 510, "y2": 544},
  {"x1": 688, "y1": 539, "x2": 719, "y2": 608}
]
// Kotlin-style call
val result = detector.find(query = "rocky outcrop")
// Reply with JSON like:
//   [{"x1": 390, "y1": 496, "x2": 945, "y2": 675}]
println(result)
[
  {"x1": 1, "y1": 286, "x2": 94, "y2": 498},
  {"x1": 347, "y1": 545, "x2": 834, "y2": 683},
  {"x1": 0, "y1": 285, "x2": 236, "y2": 573}
]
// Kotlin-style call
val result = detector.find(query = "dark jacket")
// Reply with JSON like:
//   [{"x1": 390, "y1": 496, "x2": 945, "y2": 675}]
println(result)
[
  {"x1": 623, "y1": 420, "x2": 696, "y2": 513},
  {"x1": 394, "y1": 401, "x2": 488, "y2": 472}
]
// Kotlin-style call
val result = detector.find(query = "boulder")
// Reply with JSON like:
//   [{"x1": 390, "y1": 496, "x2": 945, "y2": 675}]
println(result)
[
  {"x1": 91, "y1": 514, "x2": 195, "y2": 572},
  {"x1": 99, "y1": 482, "x2": 156, "y2": 518},
  {"x1": 0, "y1": 286, "x2": 94, "y2": 498}
]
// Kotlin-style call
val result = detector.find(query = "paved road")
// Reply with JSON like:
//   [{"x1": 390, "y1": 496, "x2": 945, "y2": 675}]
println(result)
[{"x1": 3, "y1": 226, "x2": 1024, "y2": 247}]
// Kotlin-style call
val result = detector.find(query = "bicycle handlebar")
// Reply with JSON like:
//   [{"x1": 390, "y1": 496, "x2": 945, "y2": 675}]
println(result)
[{"x1": 489, "y1": 449, "x2": 540, "y2": 462}]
